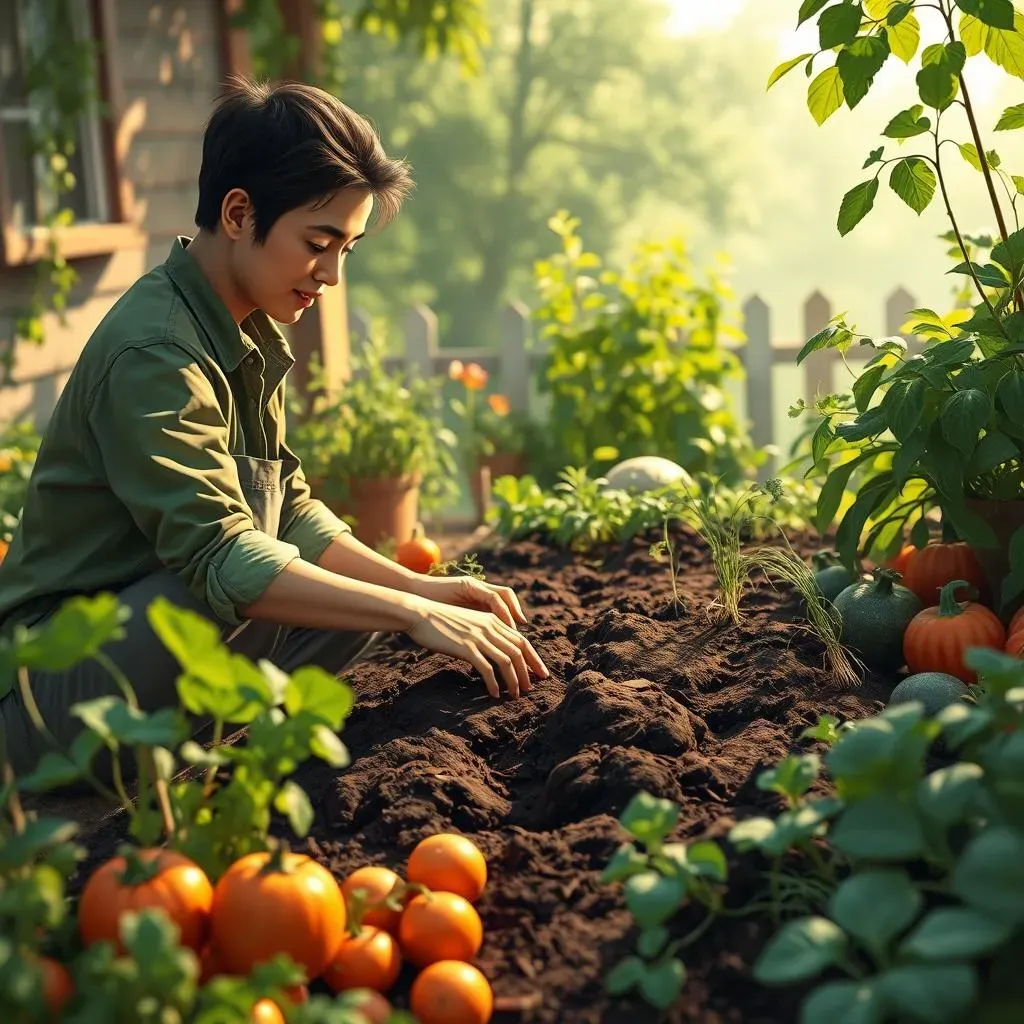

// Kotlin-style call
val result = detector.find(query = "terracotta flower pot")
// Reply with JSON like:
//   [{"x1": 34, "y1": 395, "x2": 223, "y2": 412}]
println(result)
[
  {"x1": 311, "y1": 472, "x2": 422, "y2": 549},
  {"x1": 964, "y1": 496, "x2": 1024, "y2": 620},
  {"x1": 471, "y1": 452, "x2": 527, "y2": 522}
]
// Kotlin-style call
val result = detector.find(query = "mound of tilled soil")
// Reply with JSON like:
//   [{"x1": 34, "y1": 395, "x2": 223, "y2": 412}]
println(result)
[{"x1": 278, "y1": 526, "x2": 891, "y2": 1023}]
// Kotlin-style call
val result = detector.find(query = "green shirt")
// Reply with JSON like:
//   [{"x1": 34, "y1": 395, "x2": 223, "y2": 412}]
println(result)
[{"x1": 0, "y1": 237, "x2": 350, "y2": 633}]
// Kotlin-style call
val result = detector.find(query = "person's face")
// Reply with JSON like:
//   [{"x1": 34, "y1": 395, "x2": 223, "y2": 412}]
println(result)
[{"x1": 223, "y1": 187, "x2": 374, "y2": 324}]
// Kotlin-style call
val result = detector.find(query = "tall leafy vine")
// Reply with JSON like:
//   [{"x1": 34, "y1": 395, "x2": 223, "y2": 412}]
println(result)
[{"x1": 9, "y1": 0, "x2": 98, "y2": 380}]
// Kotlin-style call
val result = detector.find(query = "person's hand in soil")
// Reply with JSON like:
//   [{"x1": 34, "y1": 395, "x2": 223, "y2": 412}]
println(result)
[
  {"x1": 405, "y1": 597, "x2": 550, "y2": 699},
  {"x1": 408, "y1": 574, "x2": 528, "y2": 628}
]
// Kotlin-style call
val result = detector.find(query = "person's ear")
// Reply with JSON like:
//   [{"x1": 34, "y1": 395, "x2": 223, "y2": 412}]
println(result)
[{"x1": 220, "y1": 188, "x2": 251, "y2": 240}]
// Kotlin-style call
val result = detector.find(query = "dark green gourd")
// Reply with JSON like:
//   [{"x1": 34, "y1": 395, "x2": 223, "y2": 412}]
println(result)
[
  {"x1": 832, "y1": 568, "x2": 923, "y2": 673},
  {"x1": 811, "y1": 551, "x2": 856, "y2": 604},
  {"x1": 888, "y1": 672, "x2": 971, "y2": 716}
]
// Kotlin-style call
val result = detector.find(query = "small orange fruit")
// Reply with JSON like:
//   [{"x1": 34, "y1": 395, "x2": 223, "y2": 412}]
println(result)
[
  {"x1": 407, "y1": 833, "x2": 487, "y2": 903},
  {"x1": 410, "y1": 960, "x2": 494, "y2": 1024},
  {"x1": 399, "y1": 891, "x2": 483, "y2": 968}
]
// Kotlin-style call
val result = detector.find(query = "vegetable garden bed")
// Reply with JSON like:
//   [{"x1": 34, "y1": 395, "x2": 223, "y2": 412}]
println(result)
[{"x1": 79, "y1": 524, "x2": 891, "y2": 1023}]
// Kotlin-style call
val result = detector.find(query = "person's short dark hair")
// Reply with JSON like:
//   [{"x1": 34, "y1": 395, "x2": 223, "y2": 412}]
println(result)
[{"x1": 195, "y1": 76, "x2": 413, "y2": 243}]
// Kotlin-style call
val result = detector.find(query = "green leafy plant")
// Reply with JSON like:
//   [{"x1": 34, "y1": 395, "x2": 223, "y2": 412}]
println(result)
[
  {"x1": 734, "y1": 647, "x2": 1024, "y2": 1022},
  {"x1": 0, "y1": 422, "x2": 42, "y2": 545},
  {"x1": 531, "y1": 211, "x2": 763, "y2": 485},
  {"x1": 488, "y1": 466, "x2": 684, "y2": 553},
  {"x1": 288, "y1": 326, "x2": 459, "y2": 513},
  {"x1": 602, "y1": 792, "x2": 728, "y2": 1011},
  {"x1": 771, "y1": 0, "x2": 1024, "y2": 609},
  {"x1": 0, "y1": 589, "x2": 416, "y2": 1022},
  {"x1": 4, "y1": 592, "x2": 355, "y2": 881}
]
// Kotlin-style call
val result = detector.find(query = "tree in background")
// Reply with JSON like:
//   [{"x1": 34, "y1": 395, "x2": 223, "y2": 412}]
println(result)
[{"x1": 322, "y1": 0, "x2": 760, "y2": 346}]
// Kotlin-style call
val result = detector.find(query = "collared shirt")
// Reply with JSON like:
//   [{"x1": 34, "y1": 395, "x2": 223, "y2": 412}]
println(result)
[{"x1": 0, "y1": 236, "x2": 350, "y2": 633}]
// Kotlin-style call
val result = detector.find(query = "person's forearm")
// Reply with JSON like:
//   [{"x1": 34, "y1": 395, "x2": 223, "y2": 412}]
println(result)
[
  {"x1": 315, "y1": 531, "x2": 423, "y2": 592},
  {"x1": 239, "y1": 557, "x2": 423, "y2": 633}
]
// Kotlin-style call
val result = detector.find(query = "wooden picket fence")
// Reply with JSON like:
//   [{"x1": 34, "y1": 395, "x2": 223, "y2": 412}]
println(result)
[{"x1": 347, "y1": 285, "x2": 927, "y2": 473}]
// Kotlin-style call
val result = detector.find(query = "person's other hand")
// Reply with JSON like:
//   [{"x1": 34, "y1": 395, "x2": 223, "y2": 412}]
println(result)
[{"x1": 407, "y1": 574, "x2": 528, "y2": 629}]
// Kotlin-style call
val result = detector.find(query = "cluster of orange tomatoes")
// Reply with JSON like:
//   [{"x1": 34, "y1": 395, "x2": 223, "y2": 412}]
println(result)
[{"x1": 49, "y1": 833, "x2": 494, "y2": 1024}]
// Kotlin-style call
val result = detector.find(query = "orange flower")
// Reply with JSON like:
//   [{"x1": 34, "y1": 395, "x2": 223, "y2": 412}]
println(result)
[
  {"x1": 487, "y1": 394, "x2": 510, "y2": 416},
  {"x1": 462, "y1": 362, "x2": 488, "y2": 390},
  {"x1": 447, "y1": 359, "x2": 465, "y2": 381}
]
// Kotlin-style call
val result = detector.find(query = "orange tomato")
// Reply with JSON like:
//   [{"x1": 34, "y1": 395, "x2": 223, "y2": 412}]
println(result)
[
  {"x1": 399, "y1": 891, "x2": 483, "y2": 968},
  {"x1": 395, "y1": 526, "x2": 442, "y2": 574},
  {"x1": 904, "y1": 579, "x2": 1006, "y2": 683},
  {"x1": 323, "y1": 926, "x2": 402, "y2": 994},
  {"x1": 341, "y1": 865, "x2": 404, "y2": 934},
  {"x1": 78, "y1": 848, "x2": 214, "y2": 954},
  {"x1": 407, "y1": 834, "x2": 487, "y2": 903},
  {"x1": 410, "y1": 960, "x2": 494, "y2": 1024},
  {"x1": 37, "y1": 957, "x2": 74, "y2": 1017},
  {"x1": 251, "y1": 1000, "x2": 286, "y2": 1024},
  {"x1": 210, "y1": 851, "x2": 346, "y2": 980}
]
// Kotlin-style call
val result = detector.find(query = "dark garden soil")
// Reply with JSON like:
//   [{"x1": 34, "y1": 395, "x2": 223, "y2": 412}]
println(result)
[
  {"x1": 286, "y1": 526, "x2": 891, "y2": 1024},
  {"x1": 79, "y1": 525, "x2": 896, "y2": 1023}
]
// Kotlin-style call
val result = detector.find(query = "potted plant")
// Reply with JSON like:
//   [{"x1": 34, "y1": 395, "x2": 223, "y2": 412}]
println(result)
[
  {"x1": 447, "y1": 359, "x2": 536, "y2": 521},
  {"x1": 774, "y1": 0, "x2": 1024, "y2": 616},
  {"x1": 289, "y1": 327, "x2": 459, "y2": 549}
]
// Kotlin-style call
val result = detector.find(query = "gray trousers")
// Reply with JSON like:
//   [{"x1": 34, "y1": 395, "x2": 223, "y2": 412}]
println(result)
[{"x1": 0, "y1": 570, "x2": 382, "y2": 779}]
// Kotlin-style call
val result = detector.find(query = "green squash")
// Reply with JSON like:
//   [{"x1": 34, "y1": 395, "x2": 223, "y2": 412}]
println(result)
[
  {"x1": 888, "y1": 672, "x2": 971, "y2": 717},
  {"x1": 811, "y1": 551, "x2": 856, "y2": 604},
  {"x1": 833, "y1": 568, "x2": 923, "y2": 673}
]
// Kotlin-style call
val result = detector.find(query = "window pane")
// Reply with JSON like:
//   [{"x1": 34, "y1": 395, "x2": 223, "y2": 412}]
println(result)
[
  {"x1": 2, "y1": 117, "x2": 40, "y2": 231},
  {"x1": 3, "y1": 0, "x2": 109, "y2": 229}
]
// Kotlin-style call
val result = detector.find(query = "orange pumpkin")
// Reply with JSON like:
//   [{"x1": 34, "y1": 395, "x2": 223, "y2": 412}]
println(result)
[
  {"x1": 901, "y1": 542, "x2": 988, "y2": 607},
  {"x1": 210, "y1": 850, "x2": 346, "y2": 980},
  {"x1": 1006, "y1": 630, "x2": 1024, "y2": 657},
  {"x1": 884, "y1": 544, "x2": 918, "y2": 575},
  {"x1": 395, "y1": 525, "x2": 442, "y2": 574},
  {"x1": 904, "y1": 579, "x2": 1006, "y2": 683},
  {"x1": 1009, "y1": 607, "x2": 1024, "y2": 636},
  {"x1": 78, "y1": 847, "x2": 214, "y2": 954}
]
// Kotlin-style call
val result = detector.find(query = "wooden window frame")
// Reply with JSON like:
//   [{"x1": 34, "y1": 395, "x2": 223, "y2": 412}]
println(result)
[{"x1": 0, "y1": 0, "x2": 145, "y2": 267}]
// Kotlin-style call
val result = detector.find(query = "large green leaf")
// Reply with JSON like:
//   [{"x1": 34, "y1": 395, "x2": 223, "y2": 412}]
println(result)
[
  {"x1": 815, "y1": 449, "x2": 890, "y2": 534},
  {"x1": 941, "y1": 389, "x2": 991, "y2": 456},
  {"x1": 768, "y1": 53, "x2": 813, "y2": 89},
  {"x1": 838, "y1": 34, "x2": 891, "y2": 108},
  {"x1": 799, "y1": 0, "x2": 833, "y2": 26},
  {"x1": 828, "y1": 869, "x2": 923, "y2": 953},
  {"x1": 889, "y1": 157, "x2": 936, "y2": 214},
  {"x1": 995, "y1": 102, "x2": 1024, "y2": 130},
  {"x1": 916, "y1": 64, "x2": 958, "y2": 110},
  {"x1": 753, "y1": 916, "x2": 847, "y2": 984},
  {"x1": 887, "y1": 8, "x2": 920, "y2": 62},
  {"x1": 961, "y1": 12, "x2": 1024, "y2": 80},
  {"x1": 808, "y1": 65, "x2": 846, "y2": 125},
  {"x1": 956, "y1": 0, "x2": 1015, "y2": 31},
  {"x1": 838, "y1": 178, "x2": 880, "y2": 235},
  {"x1": 884, "y1": 105, "x2": 931, "y2": 138},
  {"x1": 820, "y1": 3, "x2": 865, "y2": 47},
  {"x1": 991, "y1": 227, "x2": 1024, "y2": 285}
]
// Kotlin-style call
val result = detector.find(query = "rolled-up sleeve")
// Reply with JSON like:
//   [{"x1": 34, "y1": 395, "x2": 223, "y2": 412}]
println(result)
[
  {"x1": 278, "y1": 438, "x2": 351, "y2": 563},
  {"x1": 86, "y1": 342, "x2": 301, "y2": 624}
]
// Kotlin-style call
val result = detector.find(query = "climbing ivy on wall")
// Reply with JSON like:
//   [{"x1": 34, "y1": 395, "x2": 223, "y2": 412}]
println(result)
[{"x1": 10, "y1": 0, "x2": 98, "y2": 379}]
